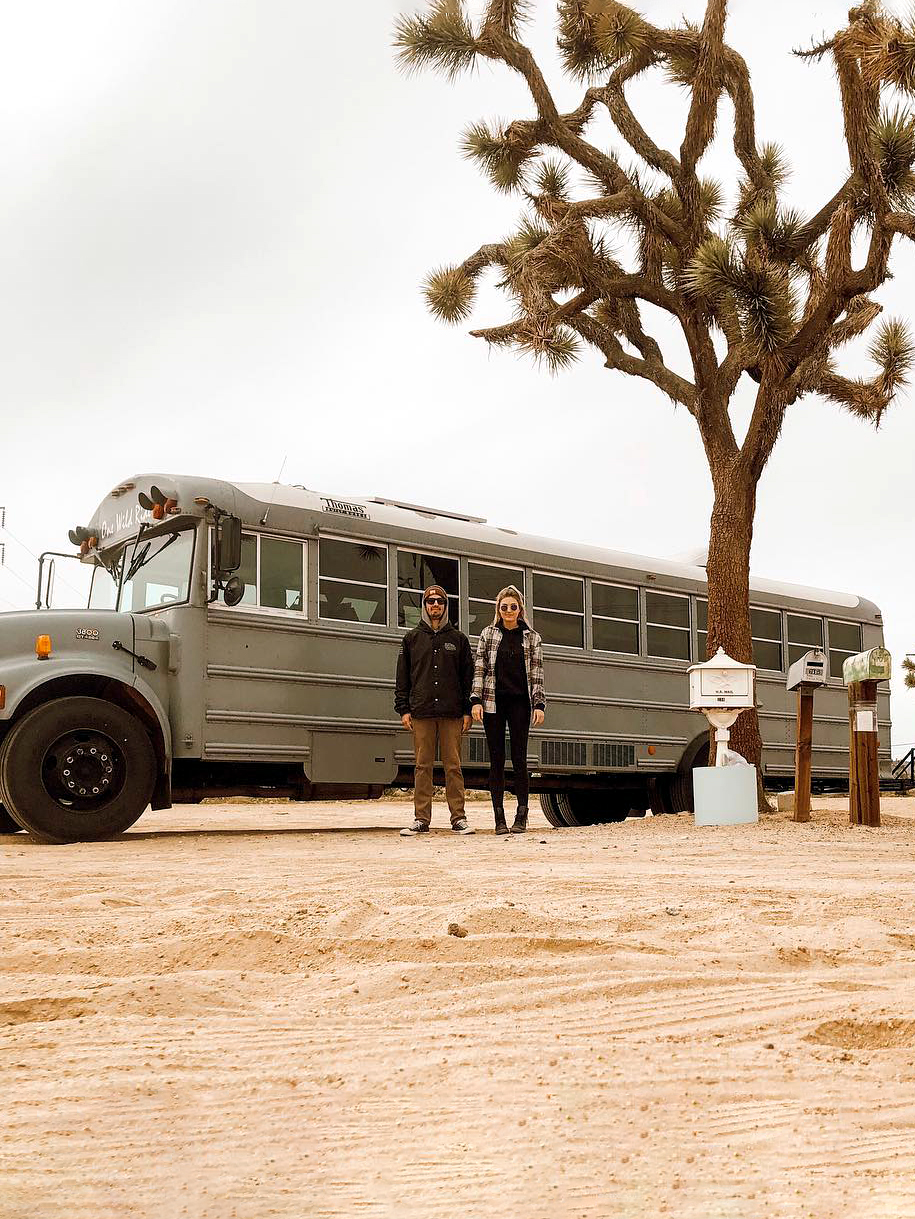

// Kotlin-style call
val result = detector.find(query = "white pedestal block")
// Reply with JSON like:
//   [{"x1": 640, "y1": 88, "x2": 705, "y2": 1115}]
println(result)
[{"x1": 693, "y1": 765, "x2": 759, "y2": 826}]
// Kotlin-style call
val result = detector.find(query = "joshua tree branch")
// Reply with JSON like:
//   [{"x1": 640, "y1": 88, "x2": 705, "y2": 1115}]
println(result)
[
  {"x1": 602, "y1": 63, "x2": 682, "y2": 182},
  {"x1": 569, "y1": 313, "x2": 698, "y2": 410},
  {"x1": 681, "y1": 0, "x2": 727, "y2": 177}
]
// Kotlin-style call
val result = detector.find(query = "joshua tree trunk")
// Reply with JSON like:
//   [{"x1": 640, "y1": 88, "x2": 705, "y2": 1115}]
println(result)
[{"x1": 705, "y1": 458, "x2": 766, "y2": 798}]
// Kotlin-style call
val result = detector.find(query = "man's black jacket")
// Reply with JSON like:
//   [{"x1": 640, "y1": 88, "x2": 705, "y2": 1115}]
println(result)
[{"x1": 394, "y1": 622, "x2": 474, "y2": 719}]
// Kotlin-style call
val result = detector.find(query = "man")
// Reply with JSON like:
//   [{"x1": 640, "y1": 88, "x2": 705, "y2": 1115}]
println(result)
[{"x1": 394, "y1": 585, "x2": 474, "y2": 835}]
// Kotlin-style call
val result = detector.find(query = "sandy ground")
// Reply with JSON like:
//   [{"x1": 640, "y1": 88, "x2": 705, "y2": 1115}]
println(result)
[{"x1": 4, "y1": 796, "x2": 915, "y2": 1219}]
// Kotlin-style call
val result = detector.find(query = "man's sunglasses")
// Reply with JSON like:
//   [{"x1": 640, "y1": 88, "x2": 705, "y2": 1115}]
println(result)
[
  {"x1": 499, "y1": 603, "x2": 520, "y2": 612},
  {"x1": 424, "y1": 596, "x2": 446, "y2": 605}
]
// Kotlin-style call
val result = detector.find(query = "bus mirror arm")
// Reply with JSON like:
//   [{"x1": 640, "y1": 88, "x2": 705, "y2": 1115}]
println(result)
[{"x1": 36, "y1": 551, "x2": 87, "y2": 610}]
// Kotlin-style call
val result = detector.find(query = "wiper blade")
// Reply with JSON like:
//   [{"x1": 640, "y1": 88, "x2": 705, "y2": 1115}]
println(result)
[
  {"x1": 124, "y1": 542, "x2": 151, "y2": 583},
  {"x1": 124, "y1": 531, "x2": 180, "y2": 584}
]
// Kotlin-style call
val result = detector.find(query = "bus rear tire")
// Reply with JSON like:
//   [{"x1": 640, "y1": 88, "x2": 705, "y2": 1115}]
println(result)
[
  {"x1": 0, "y1": 697, "x2": 155, "y2": 844},
  {"x1": 539, "y1": 792, "x2": 566, "y2": 827},
  {"x1": 540, "y1": 790, "x2": 635, "y2": 827},
  {"x1": 0, "y1": 803, "x2": 24, "y2": 834}
]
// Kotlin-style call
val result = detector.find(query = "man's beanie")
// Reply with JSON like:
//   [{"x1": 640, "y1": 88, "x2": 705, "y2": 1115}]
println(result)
[{"x1": 424, "y1": 585, "x2": 447, "y2": 600}]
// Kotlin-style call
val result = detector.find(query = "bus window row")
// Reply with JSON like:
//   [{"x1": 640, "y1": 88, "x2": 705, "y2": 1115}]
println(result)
[{"x1": 217, "y1": 531, "x2": 864, "y2": 676}]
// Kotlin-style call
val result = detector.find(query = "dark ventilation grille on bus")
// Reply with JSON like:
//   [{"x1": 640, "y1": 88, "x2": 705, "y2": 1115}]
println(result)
[
  {"x1": 469, "y1": 737, "x2": 490, "y2": 766},
  {"x1": 593, "y1": 742, "x2": 636, "y2": 769},
  {"x1": 541, "y1": 739, "x2": 588, "y2": 768}
]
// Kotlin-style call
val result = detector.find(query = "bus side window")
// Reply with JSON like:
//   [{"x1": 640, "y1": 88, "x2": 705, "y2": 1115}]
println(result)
[
  {"x1": 592, "y1": 583, "x2": 639, "y2": 654},
  {"x1": 646, "y1": 591, "x2": 690, "y2": 659},
  {"x1": 827, "y1": 619, "x2": 862, "y2": 679},
  {"x1": 533, "y1": 573, "x2": 584, "y2": 648},
  {"x1": 319, "y1": 537, "x2": 387, "y2": 625},
  {"x1": 260, "y1": 537, "x2": 304, "y2": 612},
  {"x1": 787, "y1": 613, "x2": 823, "y2": 667}
]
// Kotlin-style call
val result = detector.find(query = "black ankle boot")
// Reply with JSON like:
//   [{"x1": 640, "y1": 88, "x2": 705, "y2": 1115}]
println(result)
[
  {"x1": 493, "y1": 806, "x2": 509, "y2": 835},
  {"x1": 510, "y1": 806, "x2": 528, "y2": 834}
]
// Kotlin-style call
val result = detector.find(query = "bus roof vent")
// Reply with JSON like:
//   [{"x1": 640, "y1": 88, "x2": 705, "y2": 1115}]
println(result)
[{"x1": 369, "y1": 497, "x2": 486, "y2": 525}]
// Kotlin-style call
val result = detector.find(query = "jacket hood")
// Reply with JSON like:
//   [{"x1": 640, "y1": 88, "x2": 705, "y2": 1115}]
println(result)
[{"x1": 421, "y1": 585, "x2": 450, "y2": 631}]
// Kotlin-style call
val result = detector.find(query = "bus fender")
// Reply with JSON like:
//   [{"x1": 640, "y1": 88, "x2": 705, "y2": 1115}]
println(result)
[{"x1": 0, "y1": 661, "x2": 172, "y2": 809}]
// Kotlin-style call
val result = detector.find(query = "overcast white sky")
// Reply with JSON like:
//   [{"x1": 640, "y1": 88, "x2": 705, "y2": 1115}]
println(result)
[{"x1": 1, "y1": 1, "x2": 913, "y2": 749}]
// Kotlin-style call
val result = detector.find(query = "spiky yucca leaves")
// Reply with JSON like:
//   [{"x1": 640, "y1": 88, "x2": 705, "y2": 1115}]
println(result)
[
  {"x1": 902, "y1": 656, "x2": 915, "y2": 690},
  {"x1": 587, "y1": 0, "x2": 653, "y2": 65},
  {"x1": 870, "y1": 105, "x2": 915, "y2": 200},
  {"x1": 556, "y1": 0, "x2": 652, "y2": 79},
  {"x1": 462, "y1": 121, "x2": 537, "y2": 192},
  {"x1": 423, "y1": 265, "x2": 477, "y2": 322},
  {"x1": 665, "y1": 20, "x2": 701, "y2": 86},
  {"x1": 734, "y1": 201, "x2": 804, "y2": 262},
  {"x1": 819, "y1": 315, "x2": 914, "y2": 422},
  {"x1": 533, "y1": 158, "x2": 572, "y2": 200},
  {"x1": 503, "y1": 215, "x2": 549, "y2": 266},
  {"x1": 515, "y1": 324, "x2": 580, "y2": 371},
  {"x1": 735, "y1": 142, "x2": 790, "y2": 219},
  {"x1": 482, "y1": 0, "x2": 532, "y2": 37},
  {"x1": 557, "y1": 0, "x2": 612, "y2": 80},
  {"x1": 394, "y1": 0, "x2": 478, "y2": 79},
  {"x1": 854, "y1": 6, "x2": 915, "y2": 93},
  {"x1": 684, "y1": 236, "x2": 798, "y2": 358},
  {"x1": 869, "y1": 315, "x2": 915, "y2": 394}
]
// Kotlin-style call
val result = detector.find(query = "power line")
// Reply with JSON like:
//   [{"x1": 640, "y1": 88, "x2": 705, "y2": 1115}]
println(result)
[
  {"x1": 0, "y1": 516, "x2": 86, "y2": 600},
  {"x1": 0, "y1": 561, "x2": 37, "y2": 596}
]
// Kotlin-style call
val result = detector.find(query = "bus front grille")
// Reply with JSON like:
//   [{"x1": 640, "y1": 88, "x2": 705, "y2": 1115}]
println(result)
[
  {"x1": 541, "y1": 739, "x2": 588, "y2": 768},
  {"x1": 593, "y1": 742, "x2": 636, "y2": 769}
]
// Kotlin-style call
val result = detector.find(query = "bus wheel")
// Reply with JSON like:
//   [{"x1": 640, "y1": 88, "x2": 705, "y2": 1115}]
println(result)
[
  {"x1": 0, "y1": 697, "x2": 156, "y2": 844},
  {"x1": 538, "y1": 793, "x2": 566, "y2": 828},
  {"x1": 0, "y1": 804, "x2": 24, "y2": 834},
  {"x1": 648, "y1": 777, "x2": 676, "y2": 816},
  {"x1": 555, "y1": 791, "x2": 602, "y2": 827}
]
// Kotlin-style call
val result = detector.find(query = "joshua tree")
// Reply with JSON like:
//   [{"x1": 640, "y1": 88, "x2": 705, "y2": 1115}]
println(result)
[
  {"x1": 903, "y1": 656, "x2": 915, "y2": 689},
  {"x1": 394, "y1": 0, "x2": 915, "y2": 773}
]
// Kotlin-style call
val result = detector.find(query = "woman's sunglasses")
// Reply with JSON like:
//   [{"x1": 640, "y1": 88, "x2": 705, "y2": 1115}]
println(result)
[
  {"x1": 424, "y1": 596, "x2": 446, "y2": 605},
  {"x1": 499, "y1": 603, "x2": 520, "y2": 612}
]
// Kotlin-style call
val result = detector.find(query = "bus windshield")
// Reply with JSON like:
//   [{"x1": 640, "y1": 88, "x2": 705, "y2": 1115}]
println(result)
[{"x1": 87, "y1": 529, "x2": 195, "y2": 612}]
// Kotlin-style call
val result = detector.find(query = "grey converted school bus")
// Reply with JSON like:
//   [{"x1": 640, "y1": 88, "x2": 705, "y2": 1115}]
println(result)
[{"x1": 0, "y1": 473, "x2": 892, "y2": 842}]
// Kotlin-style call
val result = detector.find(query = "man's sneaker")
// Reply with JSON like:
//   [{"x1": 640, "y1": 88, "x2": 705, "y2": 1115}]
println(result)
[
  {"x1": 400, "y1": 819, "x2": 430, "y2": 836},
  {"x1": 451, "y1": 818, "x2": 475, "y2": 835}
]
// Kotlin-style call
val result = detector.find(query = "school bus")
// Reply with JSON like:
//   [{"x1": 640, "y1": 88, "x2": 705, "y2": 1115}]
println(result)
[{"x1": 0, "y1": 473, "x2": 891, "y2": 841}]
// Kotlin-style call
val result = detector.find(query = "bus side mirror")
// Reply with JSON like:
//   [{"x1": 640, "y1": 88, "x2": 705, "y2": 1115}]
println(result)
[{"x1": 214, "y1": 515, "x2": 242, "y2": 574}]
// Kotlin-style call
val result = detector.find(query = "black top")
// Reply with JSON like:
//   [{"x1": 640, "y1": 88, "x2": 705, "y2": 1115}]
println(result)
[
  {"x1": 495, "y1": 625, "x2": 529, "y2": 703},
  {"x1": 394, "y1": 622, "x2": 474, "y2": 719}
]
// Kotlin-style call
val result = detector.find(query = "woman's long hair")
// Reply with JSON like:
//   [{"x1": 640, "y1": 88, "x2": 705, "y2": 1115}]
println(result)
[{"x1": 490, "y1": 585, "x2": 529, "y2": 628}]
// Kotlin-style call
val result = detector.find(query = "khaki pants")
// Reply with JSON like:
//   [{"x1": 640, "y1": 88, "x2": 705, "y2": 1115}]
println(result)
[{"x1": 412, "y1": 717, "x2": 465, "y2": 825}]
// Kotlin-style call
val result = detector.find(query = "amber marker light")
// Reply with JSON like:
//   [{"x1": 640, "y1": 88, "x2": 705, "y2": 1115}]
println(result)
[
  {"x1": 0, "y1": 686, "x2": 6, "y2": 710},
  {"x1": 647, "y1": 745, "x2": 656, "y2": 755},
  {"x1": 36, "y1": 635, "x2": 52, "y2": 660}
]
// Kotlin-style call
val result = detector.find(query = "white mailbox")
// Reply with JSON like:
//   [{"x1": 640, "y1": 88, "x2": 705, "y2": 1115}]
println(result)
[
  {"x1": 688, "y1": 648, "x2": 756, "y2": 710},
  {"x1": 786, "y1": 648, "x2": 828, "y2": 692}
]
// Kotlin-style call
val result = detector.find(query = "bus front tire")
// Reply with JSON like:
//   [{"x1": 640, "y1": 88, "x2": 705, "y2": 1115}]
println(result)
[{"x1": 0, "y1": 697, "x2": 155, "y2": 844}]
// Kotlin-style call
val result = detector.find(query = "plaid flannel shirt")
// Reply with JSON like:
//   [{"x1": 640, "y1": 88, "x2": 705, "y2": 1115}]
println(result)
[{"x1": 471, "y1": 624, "x2": 545, "y2": 715}]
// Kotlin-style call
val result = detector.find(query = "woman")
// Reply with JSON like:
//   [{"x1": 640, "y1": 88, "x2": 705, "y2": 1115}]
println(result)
[{"x1": 471, "y1": 586, "x2": 545, "y2": 834}]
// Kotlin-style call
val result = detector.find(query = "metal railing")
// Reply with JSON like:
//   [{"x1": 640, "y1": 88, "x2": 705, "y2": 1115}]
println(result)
[{"x1": 891, "y1": 748, "x2": 915, "y2": 788}]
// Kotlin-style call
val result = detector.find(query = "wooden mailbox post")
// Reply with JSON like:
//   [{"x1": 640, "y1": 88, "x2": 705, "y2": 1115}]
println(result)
[
  {"x1": 843, "y1": 647, "x2": 891, "y2": 828},
  {"x1": 786, "y1": 649, "x2": 828, "y2": 822}
]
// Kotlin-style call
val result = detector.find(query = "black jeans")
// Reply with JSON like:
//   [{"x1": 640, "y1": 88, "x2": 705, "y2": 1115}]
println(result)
[{"x1": 483, "y1": 697, "x2": 531, "y2": 809}]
